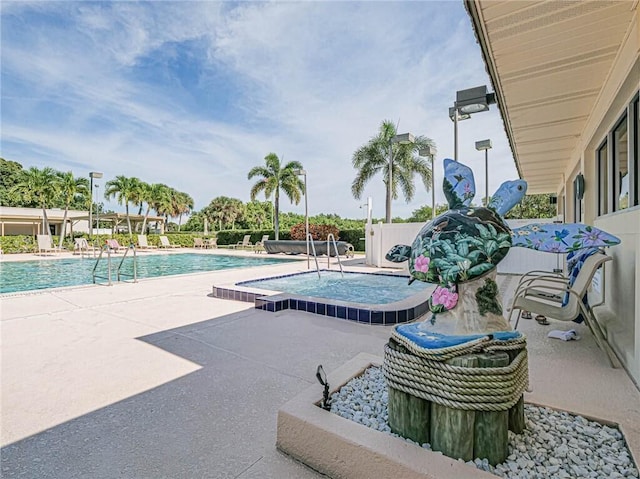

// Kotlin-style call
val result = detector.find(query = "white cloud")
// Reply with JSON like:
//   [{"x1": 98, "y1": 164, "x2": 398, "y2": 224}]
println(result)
[{"x1": 1, "y1": 1, "x2": 519, "y2": 220}]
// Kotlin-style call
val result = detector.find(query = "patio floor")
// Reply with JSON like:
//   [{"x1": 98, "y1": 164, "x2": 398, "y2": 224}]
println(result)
[{"x1": 1, "y1": 250, "x2": 638, "y2": 478}]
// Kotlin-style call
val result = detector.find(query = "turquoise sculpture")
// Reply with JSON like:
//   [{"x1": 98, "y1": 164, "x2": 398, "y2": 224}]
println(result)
[{"x1": 386, "y1": 158, "x2": 620, "y2": 334}]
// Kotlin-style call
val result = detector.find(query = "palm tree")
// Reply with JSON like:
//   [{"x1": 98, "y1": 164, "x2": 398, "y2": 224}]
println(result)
[
  {"x1": 172, "y1": 191, "x2": 194, "y2": 231},
  {"x1": 104, "y1": 175, "x2": 141, "y2": 238},
  {"x1": 10, "y1": 167, "x2": 59, "y2": 237},
  {"x1": 153, "y1": 185, "x2": 176, "y2": 229},
  {"x1": 351, "y1": 120, "x2": 435, "y2": 223},
  {"x1": 248, "y1": 153, "x2": 304, "y2": 240},
  {"x1": 56, "y1": 171, "x2": 89, "y2": 248},
  {"x1": 202, "y1": 196, "x2": 244, "y2": 230},
  {"x1": 140, "y1": 183, "x2": 167, "y2": 233}
]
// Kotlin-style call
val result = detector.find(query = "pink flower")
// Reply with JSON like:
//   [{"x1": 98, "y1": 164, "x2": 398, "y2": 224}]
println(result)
[
  {"x1": 431, "y1": 286, "x2": 459, "y2": 310},
  {"x1": 414, "y1": 254, "x2": 430, "y2": 273}
]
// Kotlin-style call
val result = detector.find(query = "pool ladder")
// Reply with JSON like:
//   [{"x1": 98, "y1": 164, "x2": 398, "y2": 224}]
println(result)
[
  {"x1": 307, "y1": 233, "x2": 344, "y2": 278},
  {"x1": 92, "y1": 243, "x2": 138, "y2": 286}
]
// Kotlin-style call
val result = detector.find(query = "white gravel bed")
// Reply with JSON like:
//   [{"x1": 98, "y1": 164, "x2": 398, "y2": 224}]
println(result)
[{"x1": 330, "y1": 367, "x2": 638, "y2": 479}]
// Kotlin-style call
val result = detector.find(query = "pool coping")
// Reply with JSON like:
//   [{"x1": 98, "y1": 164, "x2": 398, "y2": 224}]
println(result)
[
  {"x1": 212, "y1": 269, "x2": 435, "y2": 326},
  {"x1": 0, "y1": 250, "x2": 303, "y2": 297}
]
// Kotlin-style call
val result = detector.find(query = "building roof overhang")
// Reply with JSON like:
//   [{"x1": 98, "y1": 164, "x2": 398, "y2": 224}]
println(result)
[{"x1": 465, "y1": 0, "x2": 637, "y2": 193}]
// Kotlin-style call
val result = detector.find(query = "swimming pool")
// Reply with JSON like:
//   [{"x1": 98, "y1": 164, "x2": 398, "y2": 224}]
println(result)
[
  {"x1": 238, "y1": 271, "x2": 430, "y2": 304},
  {"x1": 0, "y1": 253, "x2": 295, "y2": 294},
  {"x1": 213, "y1": 270, "x2": 435, "y2": 326}
]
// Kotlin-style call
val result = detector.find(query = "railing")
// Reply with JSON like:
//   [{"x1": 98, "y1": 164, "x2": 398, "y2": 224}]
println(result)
[
  {"x1": 92, "y1": 245, "x2": 113, "y2": 286},
  {"x1": 307, "y1": 233, "x2": 321, "y2": 278},
  {"x1": 326, "y1": 234, "x2": 344, "y2": 277},
  {"x1": 116, "y1": 244, "x2": 138, "y2": 283},
  {"x1": 92, "y1": 243, "x2": 138, "y2": 285}
]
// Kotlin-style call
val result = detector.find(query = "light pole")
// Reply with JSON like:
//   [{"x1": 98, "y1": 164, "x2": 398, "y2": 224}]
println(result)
[
  {"x1": 419, "y1": 145, "x2": 437, "y2": 220},
  {"x1": 450, "y1": 85, "x2": 496, "y2": 161},
  {"x1": 475, "y1": 139, "x2": 492, "y2": 206},
  {"x1": 89, "y1": 171, "x2": 103, "y2": 238},
  {"x1": 294, "y1": 169, "x2": 309, "y2": 269},
  {"x1": 387, "y1": 132, "x2": 415, "y2": 223}
]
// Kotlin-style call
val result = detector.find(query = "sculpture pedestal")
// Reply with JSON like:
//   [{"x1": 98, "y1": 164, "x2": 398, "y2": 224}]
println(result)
[{"x1": 384, "y1": 332, "x2": 528, "y2": 465}]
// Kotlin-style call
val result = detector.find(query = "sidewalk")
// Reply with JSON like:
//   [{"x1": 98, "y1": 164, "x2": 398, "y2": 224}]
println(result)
[{"x1": 1, "y1": 259, "x2": 638, "y2": 478}]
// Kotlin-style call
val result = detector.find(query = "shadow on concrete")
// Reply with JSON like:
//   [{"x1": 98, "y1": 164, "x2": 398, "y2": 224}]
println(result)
[{"x1": 1, "y1": 307, "x2": 391, "y2": 479}]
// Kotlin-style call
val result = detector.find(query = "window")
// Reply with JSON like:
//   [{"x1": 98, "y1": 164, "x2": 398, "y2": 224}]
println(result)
[
  {"x1": 597, "y1": 141, "x2": 608, "y2": 215},
  {"x1": 613, "y1": 115, "x2": 628, "y2": 210},
  {"x1": 596, "y1": 92, "x2": 639, "y2": 215},
  {"x1": 573, "y1": 174, "x2": 583, "y2": 222}
]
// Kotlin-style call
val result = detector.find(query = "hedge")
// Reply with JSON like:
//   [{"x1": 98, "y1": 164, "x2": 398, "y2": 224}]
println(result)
[
  {"x1": 0, "y1": 229, "x2": 366, "y2": 253},
  {"x1": 0, "y1": 233, "x2": 217, "y2": 254}
]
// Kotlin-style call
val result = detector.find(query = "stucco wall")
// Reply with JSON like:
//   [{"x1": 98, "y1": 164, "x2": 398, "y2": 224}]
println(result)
[{"x1": 594, "y1": 208, "x2": 640, "y2": 386}]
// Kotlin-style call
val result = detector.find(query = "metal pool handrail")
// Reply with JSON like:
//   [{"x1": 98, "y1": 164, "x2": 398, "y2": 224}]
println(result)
[
  {"x1": 116, "y1": 244, "x2": 138, "y2": 283},
  {"x1": 92, "y1": 244, "x2": 113, "y2": 286},
  {"x1": 307, "y1": 233, "x2": 321, "y2": 278},
  {"x1": 327, "y1": 233, "x2": 344, "y2": 277}
]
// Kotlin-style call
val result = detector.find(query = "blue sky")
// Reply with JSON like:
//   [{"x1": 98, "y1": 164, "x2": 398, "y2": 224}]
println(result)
[{"x1": 1, "y1": 0, "x2": 518, "y2": 220}]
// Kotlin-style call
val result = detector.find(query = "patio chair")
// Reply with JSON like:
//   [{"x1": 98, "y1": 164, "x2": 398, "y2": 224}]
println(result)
[
  {"x1": 194, "y1": 238, "x2": 205, "y2": 248},
  {"x1": 36, "y1": 234, "x2": 63, "y2": 255},
  {"x1": 234, "y1": 235, "x2": 252, "y2": 249},
  {"x1": 507, "y1": 251, "x2": 619, "y2": 367},
  {"x1": 159, "y1": 235, "x2": 180, "y2": 248},
  {"x1": 106, "y1": 239, "x2": 126, "y2": 253},
  {"x1": 205, "y1": 238, "x2": 217, "y2": 249},
  {"x1": 137, "y1": 235, "x2": 157, "y2": 250},
  {"x1": 253, "y1": 235, "x2": 270, "y2": 253}
]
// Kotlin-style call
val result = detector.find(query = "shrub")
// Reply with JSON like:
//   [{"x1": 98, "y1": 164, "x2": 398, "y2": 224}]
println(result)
[
  {"x1": 290, "y1": 223, "x2": 339, "y2": 241},
  {"x1": 337, "y1": 228, "x2": 366, "y2": 251}
]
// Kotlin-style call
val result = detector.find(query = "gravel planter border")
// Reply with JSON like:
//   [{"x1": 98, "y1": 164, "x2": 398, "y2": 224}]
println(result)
[{"x1": 330, "y1": 367, "x2": 639, "y2": 479}]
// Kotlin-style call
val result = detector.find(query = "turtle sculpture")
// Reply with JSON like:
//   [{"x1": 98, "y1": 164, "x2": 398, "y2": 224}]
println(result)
[{"x1": 386, "y1": 158, "x2": 620, "y2": 335}]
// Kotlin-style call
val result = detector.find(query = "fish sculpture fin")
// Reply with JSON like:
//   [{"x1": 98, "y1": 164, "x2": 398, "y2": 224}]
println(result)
[
  {"x1": 443, "y1": 158, "x2": 475, "y2": 209},
  {"x1": 511, "y1": 223, "x2": 620, "y2": 253},
  {"x1": 386, "y1": 244, "x2": 412, "y2": 262}
]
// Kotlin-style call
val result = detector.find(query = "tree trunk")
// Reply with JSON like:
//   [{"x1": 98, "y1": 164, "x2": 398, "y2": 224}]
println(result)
[
  {"x1": 274, "y1": 191, "x2": 280, "y2": 240},
  {"x1": 125, "y1": 204, "x2": 132, "y2": 239},
  {"x1": 59, "y1": 204, "x2": 69, "y2": 249}
]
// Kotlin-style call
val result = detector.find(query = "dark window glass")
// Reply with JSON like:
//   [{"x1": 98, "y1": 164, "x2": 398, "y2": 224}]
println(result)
[
  {"x1": 597, "y1": 141, "x2": 608, "y2": 215},
  {"x1": 613, "y1": 115, "x2": 628, "y2": 210}
]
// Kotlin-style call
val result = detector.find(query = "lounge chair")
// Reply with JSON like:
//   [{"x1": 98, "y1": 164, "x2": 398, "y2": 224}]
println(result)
[
  {"x1": 36, "y1": 234, "x2": 63, "y2": 255},
  {"x1": 253, "y1": 235, "x2": 270, "y2": 253},
  {"x1": 507, "y1": 251, "x2": 619, "y2": 367},
  {"x1": 137, "y1": 235, "x2": 157, "y2": 250},
  {"x1": 159, "y1": 235, "x2": 180, "y2": 248},
  {"x1": 106, "y1": 239, "x2": 126, "y2": 253},
  {"x1": 234, "y1": 235, "x2": 252, "y2": 249}
]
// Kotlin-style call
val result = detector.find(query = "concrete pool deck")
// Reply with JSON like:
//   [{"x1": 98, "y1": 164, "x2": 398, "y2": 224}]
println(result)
[{"x1": 1, "y1": 249, "x2": 638, "y2": 478}]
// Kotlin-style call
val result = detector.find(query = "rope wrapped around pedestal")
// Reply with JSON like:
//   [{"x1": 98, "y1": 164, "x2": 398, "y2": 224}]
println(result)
[
  {"x1": 383, "y1": 330, "x2": 528, "y2": 411},
  {"x1": 382, "y1": 325, "x2": 529, "y2": 464}
]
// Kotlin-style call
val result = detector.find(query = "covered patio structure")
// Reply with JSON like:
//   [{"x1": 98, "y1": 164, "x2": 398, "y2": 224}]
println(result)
[
  {"x1": 71, "y1": 212, "x2": 166, "y2": 236},
  {"x1": 465, "y1": 0, "x2": 639, "y2": 384}
]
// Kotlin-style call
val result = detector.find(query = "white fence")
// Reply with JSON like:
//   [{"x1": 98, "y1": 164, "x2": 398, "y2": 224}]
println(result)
[{"x1": 365, "y1": 218, "x2": 559, "y2": 274}]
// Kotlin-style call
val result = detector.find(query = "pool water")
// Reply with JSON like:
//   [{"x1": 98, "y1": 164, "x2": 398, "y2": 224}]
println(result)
[
  {"x1": 0, "y1": 253, "x2": 295, "y2": 294},
  {"x1": 238, "y1": 271, "x2": 431, "y2": 304}
]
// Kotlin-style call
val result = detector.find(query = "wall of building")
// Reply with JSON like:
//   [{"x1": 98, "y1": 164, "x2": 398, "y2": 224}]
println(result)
[{"x1": 561, "y1": 8, "x2": 639, "y2": 384}]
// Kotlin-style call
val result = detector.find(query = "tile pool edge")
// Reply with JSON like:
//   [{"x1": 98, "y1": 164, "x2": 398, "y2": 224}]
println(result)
[{"x1": 212, "y1": 270, "x2": 433, "y2": 326}]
